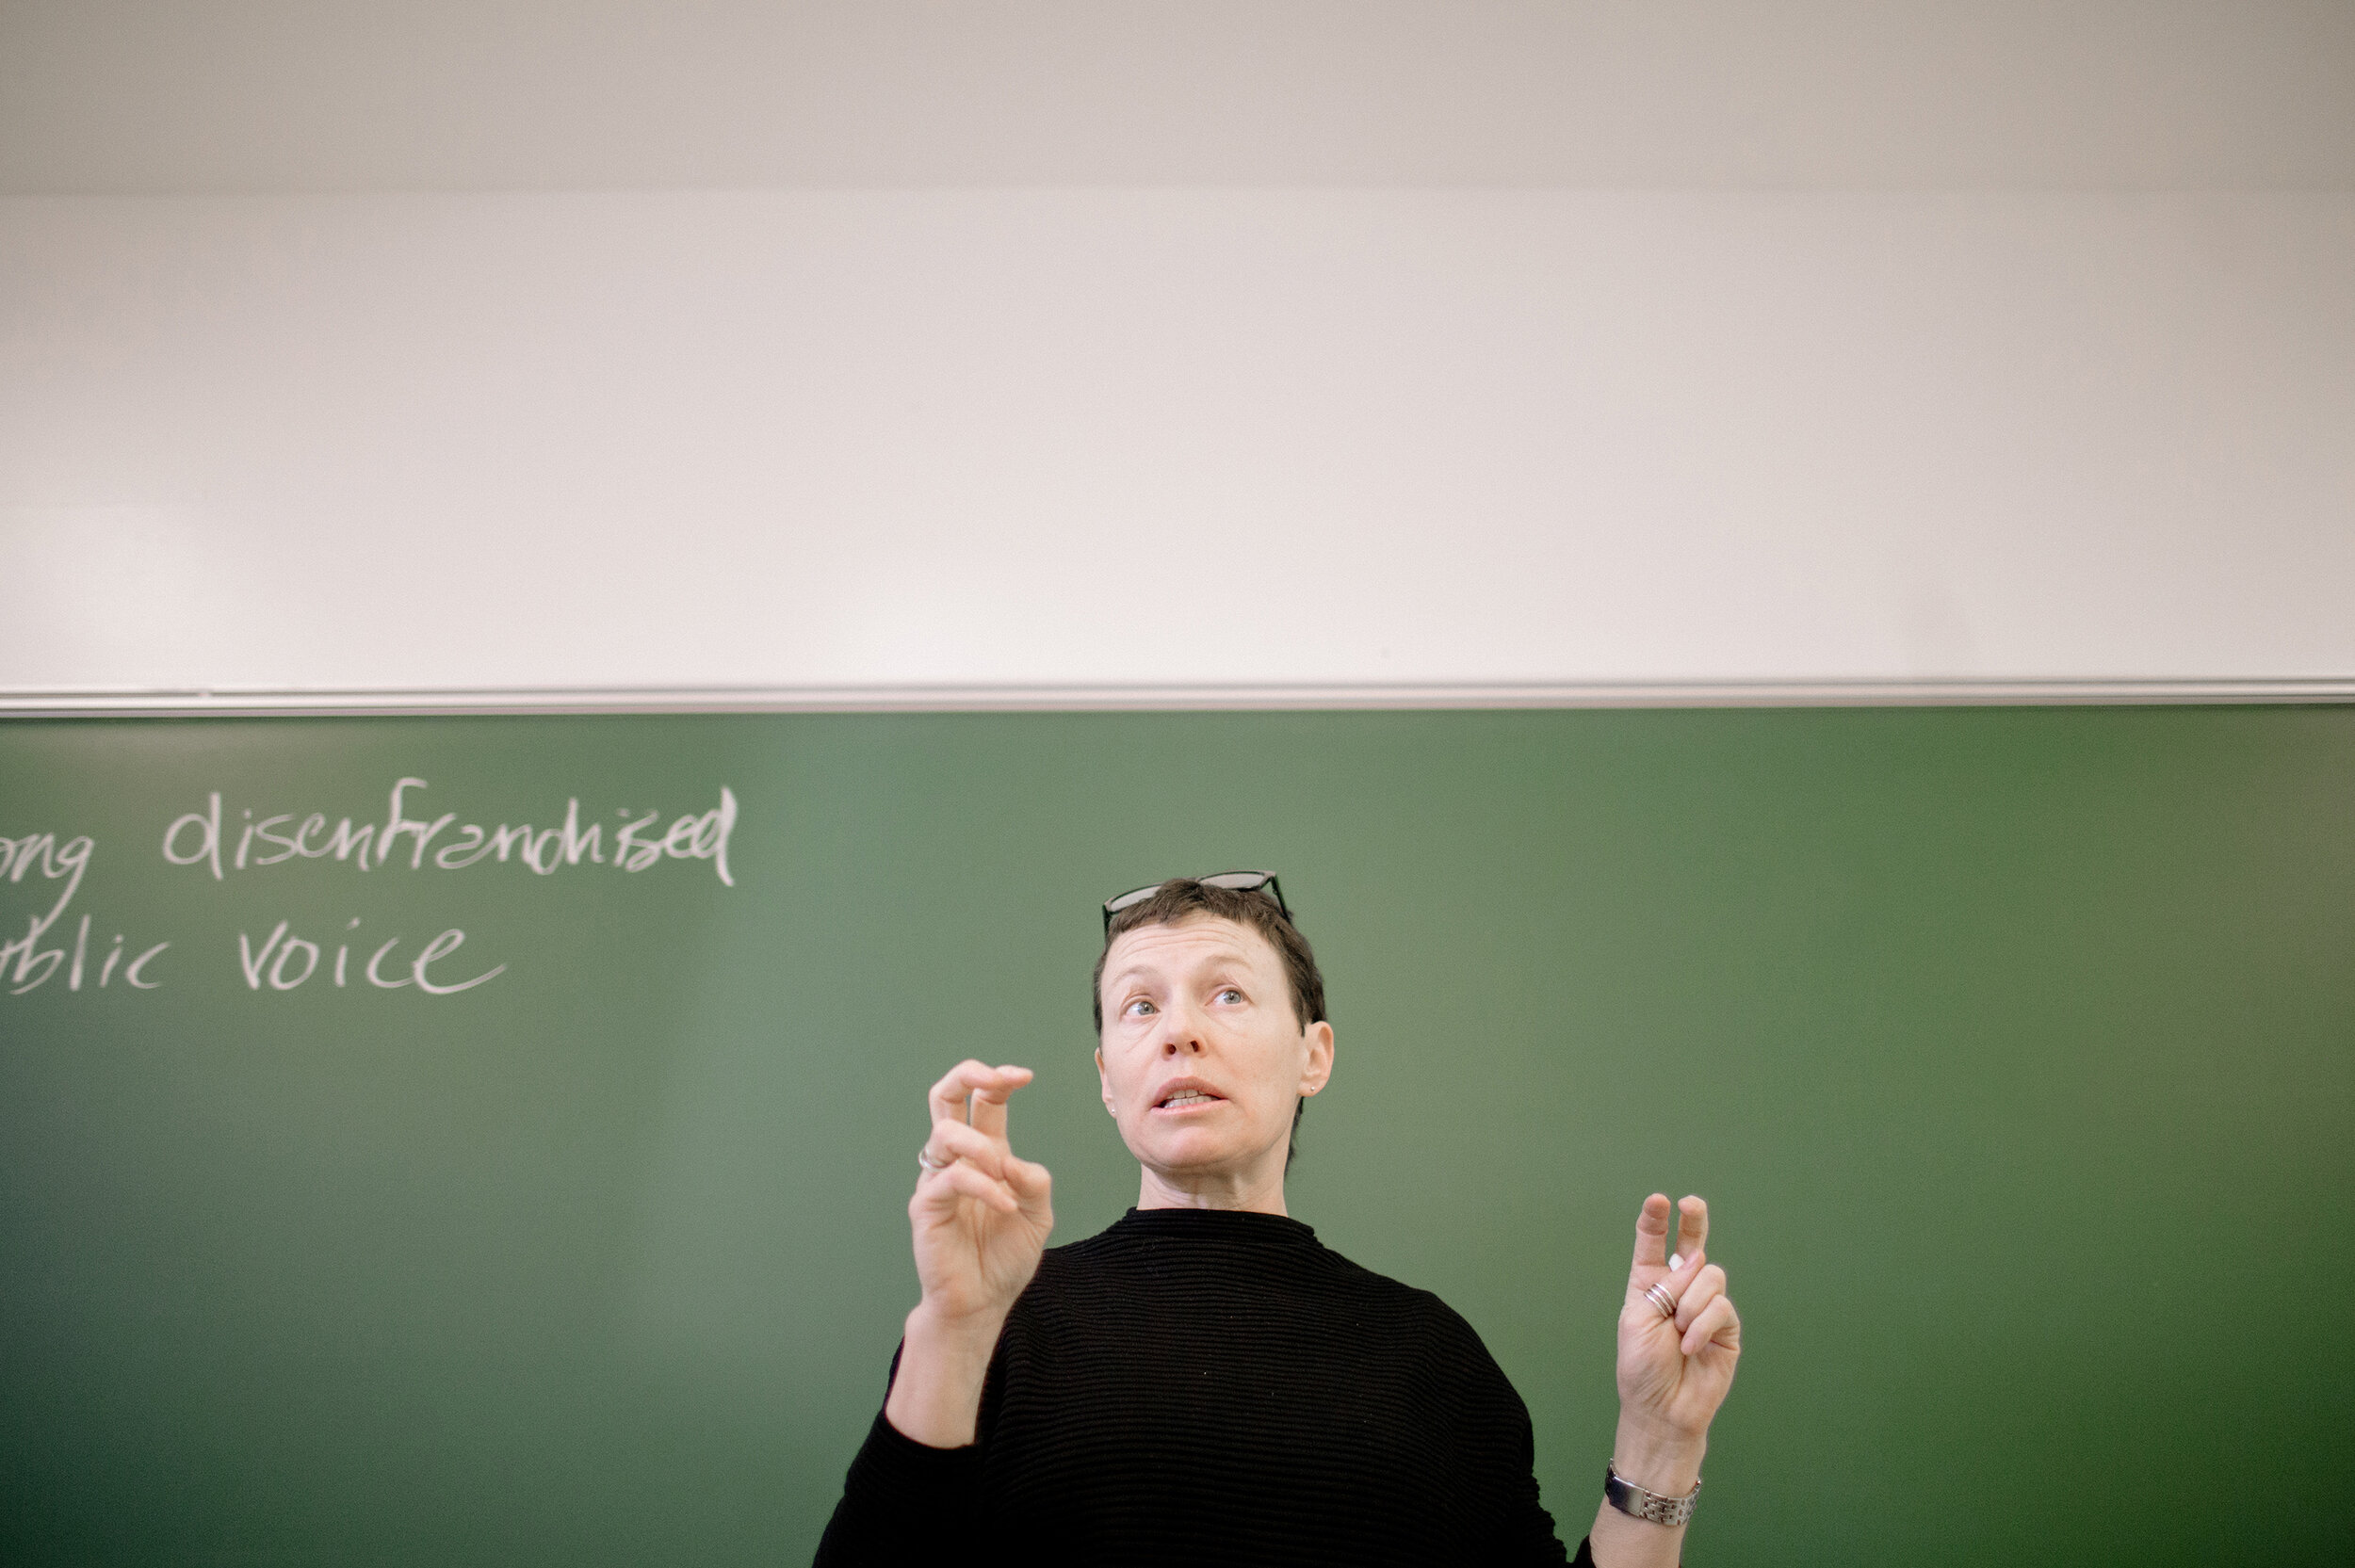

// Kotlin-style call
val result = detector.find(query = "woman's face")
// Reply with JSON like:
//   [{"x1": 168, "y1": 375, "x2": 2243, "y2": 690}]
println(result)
[{"x1": 1095, "y1": 914, "x2": 1334, "y2": 1196}]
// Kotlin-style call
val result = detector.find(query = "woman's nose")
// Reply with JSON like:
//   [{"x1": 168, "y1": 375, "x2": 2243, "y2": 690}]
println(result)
[{"x1": 1156, "y1": 1013, "x2": 1205, "y2": 1055}]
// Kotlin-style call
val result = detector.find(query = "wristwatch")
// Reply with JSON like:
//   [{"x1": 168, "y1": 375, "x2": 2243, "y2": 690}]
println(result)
[{"x1": 1604, "y1": 1462, "x2": 1701, "y2": 1528}]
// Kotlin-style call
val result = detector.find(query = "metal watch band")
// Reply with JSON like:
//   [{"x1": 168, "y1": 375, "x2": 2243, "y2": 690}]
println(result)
[{"x1": 1604, "y1": 1462, "x2": 1701, "y2": 1528}]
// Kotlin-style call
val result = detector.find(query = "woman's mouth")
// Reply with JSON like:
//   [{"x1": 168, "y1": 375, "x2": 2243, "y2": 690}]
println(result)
[{"x1": 1154, "y1": 1089, "x2": 1223, "y2": 1112}]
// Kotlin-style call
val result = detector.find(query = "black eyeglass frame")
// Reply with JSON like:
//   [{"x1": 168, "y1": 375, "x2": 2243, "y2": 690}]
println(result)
[{"x1": 1100, "y1": 870, "x2": 1290, "y2": 935}]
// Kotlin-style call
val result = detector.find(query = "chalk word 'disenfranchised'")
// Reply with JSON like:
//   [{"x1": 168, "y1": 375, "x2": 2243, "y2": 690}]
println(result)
[
  {"x1": 238, "y1": 919, "x2": 502, "y2": 995},
  {"x1": 2, "y1": 832, "x2": 169, "y2": 994},
  {"x1": 163, "y1": 780, "x2": 739, "y2": 884}
]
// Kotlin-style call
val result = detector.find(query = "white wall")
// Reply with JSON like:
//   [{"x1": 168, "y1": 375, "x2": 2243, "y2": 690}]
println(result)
[
  {"x1": 9, "y1": 1, "x2": 2353, "y2": 192},
  {"x1": 3, "y1": 5, "x2": 2351, "y2": 698}
]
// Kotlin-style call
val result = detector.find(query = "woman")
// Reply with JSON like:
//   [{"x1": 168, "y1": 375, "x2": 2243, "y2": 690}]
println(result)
[{"x1": 817, "y1": 876, "x2": 1740, "y2": 1565}]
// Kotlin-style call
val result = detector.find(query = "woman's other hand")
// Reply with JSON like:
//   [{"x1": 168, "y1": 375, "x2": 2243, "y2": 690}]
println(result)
[
  {"x1": 885, "y1": 1060, "x2": 1054, "y2": 1447},
  {"x1": 1589, "y1": 1202, "x2": 1740, "y2": 1568},
  {"x1": 908, "y1": 1059, "x2": 1056, "y2": 1324},
  {"x1": 1612, "y1": 1194, "x2": 1740, "y2": 1483}
]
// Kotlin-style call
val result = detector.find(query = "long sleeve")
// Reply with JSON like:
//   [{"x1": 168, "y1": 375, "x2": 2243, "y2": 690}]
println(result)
[
  {"x1": 812, "y1": 1340, "x2": 997, "y2": 1566},
  {"x1": 1428, "y1": 1297, "x2": 1577, "y2": 1566},
  {"x1": 811, "y1": 1408, "x2": 984, "y2": 1565}
]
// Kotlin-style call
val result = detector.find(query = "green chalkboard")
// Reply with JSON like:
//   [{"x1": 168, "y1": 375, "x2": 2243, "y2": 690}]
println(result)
[{"x1": 3, "y1": 707, "x2": 2350, "y2": 1565}]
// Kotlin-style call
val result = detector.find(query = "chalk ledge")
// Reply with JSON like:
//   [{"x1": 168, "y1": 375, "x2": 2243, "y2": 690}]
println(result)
[{"x1": 5, "y1": 680, "x2": 2354, "y2": 719}]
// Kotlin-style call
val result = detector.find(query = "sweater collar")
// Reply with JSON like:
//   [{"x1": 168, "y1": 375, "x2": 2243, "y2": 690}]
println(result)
[{"x1": 1110, "y1": 1206, "x2": 1321, "y2": 1249}]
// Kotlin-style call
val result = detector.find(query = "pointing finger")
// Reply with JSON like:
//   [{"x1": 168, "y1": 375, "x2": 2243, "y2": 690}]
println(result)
[
  {"x1": 928, "y1": 1060, "x2": 1031, "y2": 1135},
  {"x1": 1630, "y1": 1193, "x2": 1672, "y2": 1273},
  {"x1": 927, "y1": 1060, "x2": 991, "y2": 1123}
]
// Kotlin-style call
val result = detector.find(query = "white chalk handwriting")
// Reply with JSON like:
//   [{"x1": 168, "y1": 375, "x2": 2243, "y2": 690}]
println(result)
[
  {"x1": 163, "y1": 779, "x2": 738, "y2": 884},
  {"x1": 1, "y1": 832, "x2": 170, "y2": 994},
  {"x1": 237, "y1": 917, "x2": 505, "y2": 994},
  {"x1": 8, "y1": 778, "x2": 739, "y2": 1001}
]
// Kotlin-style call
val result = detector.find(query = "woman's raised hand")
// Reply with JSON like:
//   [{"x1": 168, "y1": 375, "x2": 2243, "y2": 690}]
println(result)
[
  {"x1": 1615, "y1": 1194, "x2": 1741, "y2": 1443},
  {"x1": 1589, "y1": 1204, "x2": 1740, "y2": 1568},
  {"x1": 908, "y1": 1060, "x2": 1056, "y2": 1328}
]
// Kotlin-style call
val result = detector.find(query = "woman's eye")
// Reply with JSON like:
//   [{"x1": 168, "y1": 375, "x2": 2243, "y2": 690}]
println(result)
[
  {"x1": 1215, "y1": 987, "x2": 1243, "y2": 1004},
  {"x1": 1125, "y1": 998, "x2": 1155, "y2": 1017}
]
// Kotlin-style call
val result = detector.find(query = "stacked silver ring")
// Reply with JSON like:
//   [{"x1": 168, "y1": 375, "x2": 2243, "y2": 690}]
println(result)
[
  {"x1": 1641, "y1": 1281, "x2": 1679, "y2": 1319},
  {"x1": 916, "y1": 1146, "x2": 949, "y2": 1175}
]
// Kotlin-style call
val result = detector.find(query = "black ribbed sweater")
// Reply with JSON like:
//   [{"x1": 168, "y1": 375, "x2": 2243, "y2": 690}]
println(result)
[{"x1": 815, "y1": 1207, "x2": 1593, "y2": 1566}]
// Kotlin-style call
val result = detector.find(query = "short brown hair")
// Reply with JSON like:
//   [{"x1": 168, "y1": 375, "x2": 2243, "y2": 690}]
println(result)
[{"x1": 1091, "y1": 878, "x2": 1327, "y2": 1167}]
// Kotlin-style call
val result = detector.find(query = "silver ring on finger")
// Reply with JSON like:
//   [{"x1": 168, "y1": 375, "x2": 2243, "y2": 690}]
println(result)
[
  {"x1": 917, "y1": 1145, "x2": 950, "y2": 1175},
  {"x1": 1642, "y1": 1281, "x2": 1679, "y2": 1319}
]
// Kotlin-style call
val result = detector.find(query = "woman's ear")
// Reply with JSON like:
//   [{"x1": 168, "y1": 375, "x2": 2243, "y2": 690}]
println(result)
[
  {"x1": 1096, "y1": 1046, "x2": 1117, "y2": 1114},
  {"x1": 1298, "y1": 1020, "x2": 1335, "y2": 1097}
]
